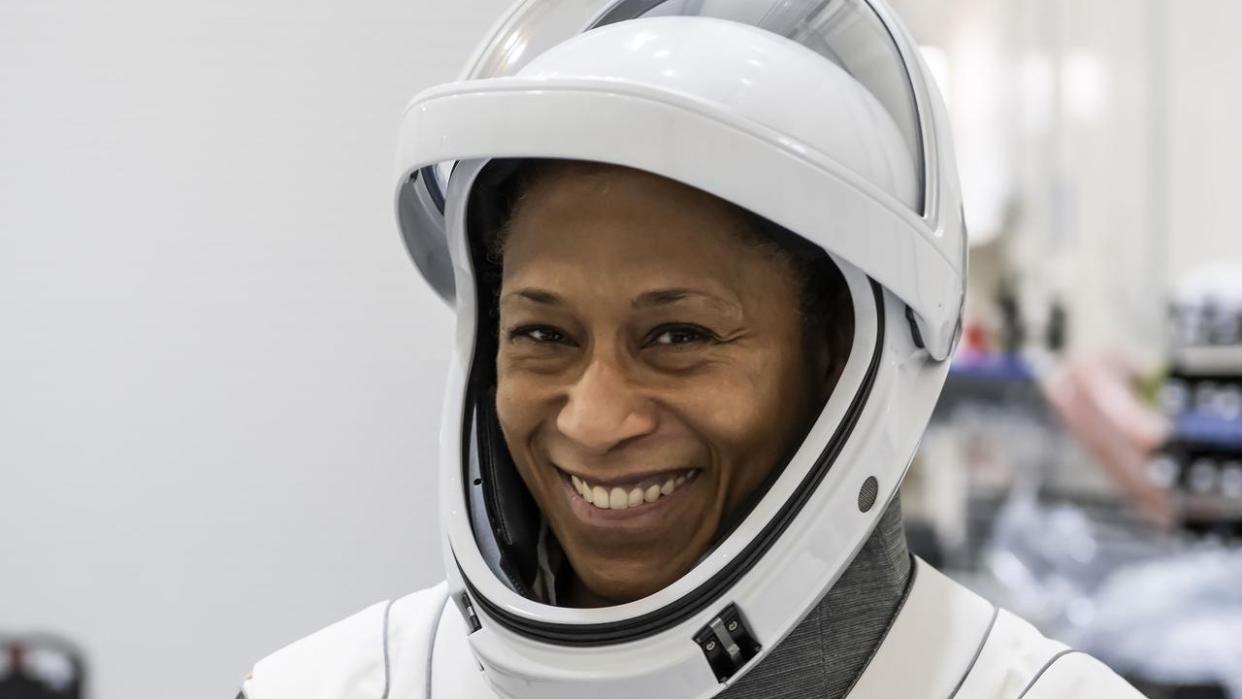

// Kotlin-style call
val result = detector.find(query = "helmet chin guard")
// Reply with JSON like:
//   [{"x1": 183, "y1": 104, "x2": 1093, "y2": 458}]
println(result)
[{"x1": 394, "y1": 2, "x2": 964, "y2": 697}]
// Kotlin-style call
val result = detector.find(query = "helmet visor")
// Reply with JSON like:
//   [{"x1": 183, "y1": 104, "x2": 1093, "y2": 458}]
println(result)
[{"x1": 415, "y1": 0, "x2": 929, "y2": 274}]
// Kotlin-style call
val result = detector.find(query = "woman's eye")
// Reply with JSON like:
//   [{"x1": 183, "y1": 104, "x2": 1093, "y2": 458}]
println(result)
[
  {"x1": 510, "y1": 325, "x2": 570, "y2": 345},
  {"x1": 648, "y1": 325, "x2": 714, "y2": 347}
]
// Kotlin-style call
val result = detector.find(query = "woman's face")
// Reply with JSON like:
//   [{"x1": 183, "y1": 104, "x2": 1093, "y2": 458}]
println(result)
[{"x1": 495, "y1": 164, "x2": 832, "y2": 606}]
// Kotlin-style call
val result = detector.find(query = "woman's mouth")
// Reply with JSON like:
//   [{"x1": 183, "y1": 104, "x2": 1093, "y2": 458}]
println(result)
[{"x1": 563, "y1": 468, "x2": 699, "y2": 511}]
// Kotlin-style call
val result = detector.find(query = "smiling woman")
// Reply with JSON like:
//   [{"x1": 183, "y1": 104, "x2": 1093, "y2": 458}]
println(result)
[
  {"x1": 491, "y1": 161, "x2": 847, "y2": 606},
  {"x1": 239, "y1": 1, "x2": 1147, "y2": 698}
]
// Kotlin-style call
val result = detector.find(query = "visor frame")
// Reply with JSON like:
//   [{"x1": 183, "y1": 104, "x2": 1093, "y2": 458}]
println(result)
[
  {"x1": 438, "y1": 154, "x2": 903, "y2": 644},
  {"x1": 397, "y1": 72, "x2": 960, "y2": 358},
  {"x1": 395, "y1": 3, "x2": 965, "y2": 695}
]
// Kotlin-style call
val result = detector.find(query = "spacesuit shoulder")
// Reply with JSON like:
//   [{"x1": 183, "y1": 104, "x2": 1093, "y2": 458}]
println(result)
[
  {"x1": 951, "y1": 604, "x2": 1142, "y2": 697},
  {"x1": 848, "y1": 559, "x2": 1143, "y2": 698},
  {"x1": 1017, "y1": 650, "x2": 1146, "y2": 698},
  {"x1": 927, "y1": 575, "x2": 1143, "y2": 698},
  {"x1": 239, "y1": 581, "x2": 450, "y2": 699}
]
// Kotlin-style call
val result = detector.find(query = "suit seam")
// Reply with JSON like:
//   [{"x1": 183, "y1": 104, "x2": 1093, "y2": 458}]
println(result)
[
  {"x1": 424, "y1": 592, "x2": 450, "y2": 697},
  {"x1": 1016, "y1": 649, "x2": 1080, "y2": 698},
  {"x1": 946, "y1": 605, "x2": 999, "y2": 699},
  {"x1": 381, "y1": 599, "x2": 397, "y2": 699}
]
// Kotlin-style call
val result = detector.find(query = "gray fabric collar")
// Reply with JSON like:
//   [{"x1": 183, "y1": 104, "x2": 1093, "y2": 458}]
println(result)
[
  {"x1": 718, "y1": 497, "x2": 912, "y2": 699},
  {"x1": 532, "y1": 496, "x2": 911, "y2": 699}
]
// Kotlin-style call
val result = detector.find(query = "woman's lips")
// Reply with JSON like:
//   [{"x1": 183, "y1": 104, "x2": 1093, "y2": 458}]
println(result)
[
  {"x1": 571, "y1": 469, "x2": 697, "y2": 510},
  {"x1": 555, "y1": 466, "x2": 700, "y2": 524}
]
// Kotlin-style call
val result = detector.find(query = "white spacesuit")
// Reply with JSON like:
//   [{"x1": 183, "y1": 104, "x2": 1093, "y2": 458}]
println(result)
[{"x1": 241, "y1": 1, "x2": 1145, "y2": 697}]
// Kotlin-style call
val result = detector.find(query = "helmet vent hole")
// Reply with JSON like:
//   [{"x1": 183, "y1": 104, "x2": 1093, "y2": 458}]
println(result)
[{"x1": 858, "y1": 476, "x2": 879, "y2": 512}]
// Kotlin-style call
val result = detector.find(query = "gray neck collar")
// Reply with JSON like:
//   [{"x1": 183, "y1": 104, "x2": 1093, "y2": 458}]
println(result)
[
  {"x1": 718, "y1": 497, "x2": 912, "y2": 699},
  {"x1": 533, "y1": 496, "x2": 911, "y2": 699}
]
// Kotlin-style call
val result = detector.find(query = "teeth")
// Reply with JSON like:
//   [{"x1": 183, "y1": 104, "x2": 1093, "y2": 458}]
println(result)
[
  {"x1": 576, "y1": 476, "x2": 594, "y2": 504},
  {"x1": 570, "y1": 470, "x2": 698, "y2": 510},
  {"x1": 628, "y1": 488, "x2": 644, "y2": 508},
  {"x1": 609, "y1": 487, "x2": 627, "y2": 509}
]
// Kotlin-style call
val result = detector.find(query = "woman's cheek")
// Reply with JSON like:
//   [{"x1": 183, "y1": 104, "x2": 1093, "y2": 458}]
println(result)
[
  {"x1": 682, "y1": 377, "x2": 772, "y2": 436},
  {"x1": 689, "y1": 379, "x2": 794, "y2": 497},
  {"x1": 495, "y1": 375, "x2": 544, "y2": 444}
]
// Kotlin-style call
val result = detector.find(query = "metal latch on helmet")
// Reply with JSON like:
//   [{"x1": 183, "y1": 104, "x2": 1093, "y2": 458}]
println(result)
[
  {"x1": 905, "y1": 304, "x2": 926, "y2": 351},
  {"x1": 693, "y1": 604, "x2": 761, "y2": 683},
  {"x1": 459, "y1": 593, "x2": 482, "y2": 634}
]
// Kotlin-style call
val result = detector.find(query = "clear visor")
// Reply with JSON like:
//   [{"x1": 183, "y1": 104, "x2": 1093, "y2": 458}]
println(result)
[
  {"x1": 404, "y1": 0, "x2": 931, "y2": 306},
  {"x1": 440, "y1": 0, "x2": 926, "y2": 214}
]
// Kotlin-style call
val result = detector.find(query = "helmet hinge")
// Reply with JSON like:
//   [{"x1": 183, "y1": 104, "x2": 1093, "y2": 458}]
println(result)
[
  {"x1": 693, "y1": 604, "x2": 760, "y2": 683},
  {"x1": 459, "y1": 593, "x2": 482, "y2": 634},
  {"x1": 905, "y1": 304, "x2": 926, "y2": 350}
]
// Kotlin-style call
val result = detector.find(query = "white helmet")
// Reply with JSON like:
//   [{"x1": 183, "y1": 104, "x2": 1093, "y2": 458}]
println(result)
[{"x1": 393, "y1": 2, "x2": 965, "y2": 698}]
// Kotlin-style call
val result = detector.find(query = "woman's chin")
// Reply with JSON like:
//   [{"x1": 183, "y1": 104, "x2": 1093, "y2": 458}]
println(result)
[
  {"x1": 565, "y1": 545, "x2": 703, "y2": 606},
  {"x1": 546, "y1": 471, "x2": 721, "y2": 605},
  {"x1": 573, "y1": 567, "x2": 685, "y2": 607}
]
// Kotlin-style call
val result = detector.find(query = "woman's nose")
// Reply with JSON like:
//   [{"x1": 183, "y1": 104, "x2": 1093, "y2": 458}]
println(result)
[{"x1": 556, "y1": 358, "x2": 657, "y2": 453}]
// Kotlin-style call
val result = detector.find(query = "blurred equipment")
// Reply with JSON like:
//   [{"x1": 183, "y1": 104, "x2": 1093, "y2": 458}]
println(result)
[
  {"x1": 1152, "y1": 264, "x2": 1242, "y2": 538},
  {"x1": 0, "y1": 636, "x2": 85, "y2": 699},
  {"x1": 980, "y1": 493, "x2": 1242, "y2": 697},
  {"x1": 1076, "y1": 549, "x2": 1242, "y2": 697},
  {"x1": 903, "y1": 262, "x2": 1242, "y2": 697},
  {"x1": 1045, "y1": 353, "x2": 1172, "y2": 527}
]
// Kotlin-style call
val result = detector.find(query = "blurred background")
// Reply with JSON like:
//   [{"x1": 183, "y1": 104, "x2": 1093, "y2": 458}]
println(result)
[{"x1": 1, "y1": 0, "x2": 1238, "y2": 697}]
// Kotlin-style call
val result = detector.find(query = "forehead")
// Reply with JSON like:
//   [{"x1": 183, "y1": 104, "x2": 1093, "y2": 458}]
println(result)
[{"x1": 499, "y1": 164, "x2": 779, "y2": 289}]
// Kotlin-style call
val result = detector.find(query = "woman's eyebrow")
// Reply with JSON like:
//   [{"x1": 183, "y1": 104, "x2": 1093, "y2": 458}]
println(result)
[
  {"x1": 500, "y1": 288, "x2": 563, "y2": 306},
  {"x1": 499, "y1": 286, "x2": 741, "y2": 314},
  {"x1": 633, "y1": 288, "x2": 740, "y2": 314}
]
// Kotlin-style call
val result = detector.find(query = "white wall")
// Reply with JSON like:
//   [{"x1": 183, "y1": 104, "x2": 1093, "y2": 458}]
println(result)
[
  {"x1": 0, "y1": 1, "x2": 507, "y2": 697},
  {"x1": 1168, "y1": 0, "x2": 1242, "y2": 283},
  {"x1": 895, "y1": 0, "x2": 1242, "y2": 360}
]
